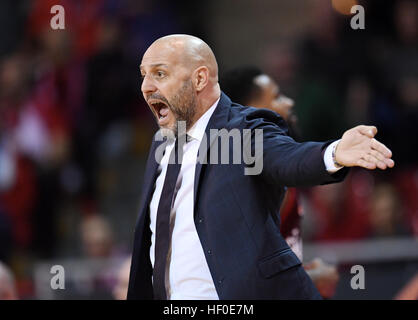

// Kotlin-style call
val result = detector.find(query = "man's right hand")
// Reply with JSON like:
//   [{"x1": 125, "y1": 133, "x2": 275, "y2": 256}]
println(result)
[{"x1": 335, "y1": 125, "x2": 395, "y2": 170}]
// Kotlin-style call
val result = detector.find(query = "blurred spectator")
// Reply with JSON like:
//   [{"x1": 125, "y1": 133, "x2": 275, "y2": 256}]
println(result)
[
  {"x1": 368, "y1": 183, "x2": 410, "y2": 238},
  {"x1": 0, "y1": 261, "x2": 18, "y2": 300},
  {"x1": 112, "y1": 257, "x2": 131, "y2": 300},
  {"x1": 80, "y1": 214, "x2": 115, "y2": 259},
  {"x1": 63, "y1": 214, "x2": 122, "y2": 299},
  {"x1": 220, "y1": 66, "x2": 301, "y2": 139}
]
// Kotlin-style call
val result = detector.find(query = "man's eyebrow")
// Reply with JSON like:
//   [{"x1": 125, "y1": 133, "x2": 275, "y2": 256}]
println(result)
[{"x1": 140, "y1": 63, "x2": 169, "y2": 70}]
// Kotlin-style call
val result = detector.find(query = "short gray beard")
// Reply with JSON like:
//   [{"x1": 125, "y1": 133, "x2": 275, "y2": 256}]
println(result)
[{"x1": 168, "y1": 79, "x2": 197, "y2": 136}]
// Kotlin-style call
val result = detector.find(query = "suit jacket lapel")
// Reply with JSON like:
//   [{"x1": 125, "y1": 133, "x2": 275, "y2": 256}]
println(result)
[
  {"x1": 194, "y1": 92, "x2": 231, "y2": 210},
  {"x1": 135, "y1": 135, "x2": 165, "y2": 231},
  {"x1": 129, "y1": 133, "x2": 165, "y2": 298}
]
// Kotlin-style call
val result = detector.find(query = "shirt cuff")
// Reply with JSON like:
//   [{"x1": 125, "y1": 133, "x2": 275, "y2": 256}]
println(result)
[{"x1": 324, "y1": 140, "x2": 343, "y2": 173}]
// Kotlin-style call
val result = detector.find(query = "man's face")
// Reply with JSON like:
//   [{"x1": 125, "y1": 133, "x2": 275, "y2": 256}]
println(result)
[
  {"x1": 252, "y1": 74, "x2": 294, "y2": 121},
  {"x1": 140, "y1": 42, "x2": 197, "y2": 134}
]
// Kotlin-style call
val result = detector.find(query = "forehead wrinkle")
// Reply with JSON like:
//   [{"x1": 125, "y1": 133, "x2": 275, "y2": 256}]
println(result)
[{"x1": 142, "y1": 41, "x2": 183, "y2": 69}]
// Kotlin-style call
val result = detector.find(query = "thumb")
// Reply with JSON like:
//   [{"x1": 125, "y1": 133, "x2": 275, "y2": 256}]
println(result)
[{"x1": 357, "y1": 125, "x2": 377, "y2": 138}]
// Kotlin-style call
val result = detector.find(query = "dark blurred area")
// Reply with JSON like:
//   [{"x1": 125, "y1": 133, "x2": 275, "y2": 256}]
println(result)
[{"x1": 0, "y1": 0, "x2": 416, "y2": 299}]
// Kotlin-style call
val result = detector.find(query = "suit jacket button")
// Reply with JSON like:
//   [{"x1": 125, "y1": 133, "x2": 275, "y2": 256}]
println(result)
[
  {"x1": 207, "y1": 249, "x2": 212, "y2": 254},
  {"x1": 198, "y1": 218, "x2": 203, "y2": 223}
]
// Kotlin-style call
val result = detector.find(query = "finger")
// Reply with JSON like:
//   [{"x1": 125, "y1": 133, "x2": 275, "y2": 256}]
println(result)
[
  {"x1": 384, "y1": 158, "x2": 395, "y2": 168},
  {"x1": 369, "y1": 149, "x2": 385, "y2": 162},
  {"x1": 377, "y1": 161, "x2": 388, "y2": 170},
  {"x1": 357, "y1": 158, "x2": 376, "y2": 170},
  {"x1": 369, "y1": 149, "x2": 394, "y2": 169},
  {"x1": 371, "y1": 138, "x2": 392, "y2": 158},
  {"x1": 363, "y1": 154, "x2": 387, "y2": 170},
  {"x1": 365, "y1": 154, "x2": 396, "y2": 170},
  {"x1": 358, "y1": 125, "x2": 377, "y2": 138}
]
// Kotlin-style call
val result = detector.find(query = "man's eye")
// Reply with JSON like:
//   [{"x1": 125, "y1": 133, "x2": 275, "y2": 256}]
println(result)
[{"x1": 156, "y1": 71, "x2": 165, "y2": 78}]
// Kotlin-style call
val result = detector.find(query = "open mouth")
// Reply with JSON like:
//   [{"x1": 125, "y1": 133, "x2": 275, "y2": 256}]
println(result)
[{"x1": 148, "y1": 100, "x2": 170, "y2": 123}]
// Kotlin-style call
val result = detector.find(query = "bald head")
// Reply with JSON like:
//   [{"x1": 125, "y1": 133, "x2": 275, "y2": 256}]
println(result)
[
  {"x1": 150, "y1": 34, "x2": 218, "y2": 81},
  {"x1": 140, "y1": 34, "x2": 221, "y2": 133},
  {"x1": 148, "y1": 34, "x2": 218, "y2": 80}
]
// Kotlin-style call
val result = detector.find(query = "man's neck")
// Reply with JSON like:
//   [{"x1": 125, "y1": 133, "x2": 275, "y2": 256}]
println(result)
[{"x1": 189, "y1": 85, "x2": 220, "y2": 130}]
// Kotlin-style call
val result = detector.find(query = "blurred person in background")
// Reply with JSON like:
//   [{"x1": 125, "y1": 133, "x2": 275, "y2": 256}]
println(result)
[
  {"x1": 77, "y1": 214, "x2": 120, "y2": 299},
  {"x1": 221, "y1": 66, "x2": 339, "y2": 298},
  {"x1": 0, "y1": 261, "x2": 18, "y2": 300},
  {"x1": 112, "y1": 257, "x2": 131, "y2": 300},
  {"x1": 220, "y1": 67, "x2": 299, "y2": 137},
  {"x1": 368, "y1": 182, "x2": 410, "y2": 238},
  {"x1": 80, "y1": 214, "x2": 116, "y2": 259}
]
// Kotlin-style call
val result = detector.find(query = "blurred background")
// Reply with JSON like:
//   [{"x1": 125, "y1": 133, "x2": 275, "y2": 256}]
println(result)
[{"x1": 0, "y1": 0, "x2": 416, "y2": 300}]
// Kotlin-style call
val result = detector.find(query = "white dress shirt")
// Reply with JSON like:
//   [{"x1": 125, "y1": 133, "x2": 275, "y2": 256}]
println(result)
[
  {"x1": 149, "y1": 98, "x2": 220, "y2": 300},
  {"x1": 149, "y1": 99, "x2": 342, "y2": 300}
]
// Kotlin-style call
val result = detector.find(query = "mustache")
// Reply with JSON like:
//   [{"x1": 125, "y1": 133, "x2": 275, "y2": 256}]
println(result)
[{"x1": 147, "y1": 93, "x2": 170, "y2": 106}]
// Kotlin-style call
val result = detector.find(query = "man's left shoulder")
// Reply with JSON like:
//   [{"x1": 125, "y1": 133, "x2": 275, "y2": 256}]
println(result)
[{"x1": 227, "y1": 103, "x2": 289, "y2": 133}]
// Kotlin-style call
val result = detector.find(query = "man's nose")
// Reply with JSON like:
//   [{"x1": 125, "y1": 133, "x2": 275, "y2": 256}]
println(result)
[{"x1": 141, "y1": 75, "x2": 157, "y2": 95}]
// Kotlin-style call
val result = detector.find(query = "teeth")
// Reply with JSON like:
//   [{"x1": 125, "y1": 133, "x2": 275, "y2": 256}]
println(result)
[{"x1": 149, "y1": 101, "x2": 169, "y2": 122}]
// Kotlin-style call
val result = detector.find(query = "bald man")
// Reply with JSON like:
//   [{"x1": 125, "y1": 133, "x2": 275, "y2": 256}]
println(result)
[{"x1": 128, "y1": 34, "x2": 394, "y2": 300}]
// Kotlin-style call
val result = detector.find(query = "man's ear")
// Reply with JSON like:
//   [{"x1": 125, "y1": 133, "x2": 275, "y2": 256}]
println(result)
[{"x1": 193, "y1": 66, "x2": 209, "y2": 92}]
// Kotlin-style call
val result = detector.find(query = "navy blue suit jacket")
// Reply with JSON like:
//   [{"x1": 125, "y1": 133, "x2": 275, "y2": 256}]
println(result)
[{"x1": 127, "y1": 92, "x2": 348, "y2": 299}]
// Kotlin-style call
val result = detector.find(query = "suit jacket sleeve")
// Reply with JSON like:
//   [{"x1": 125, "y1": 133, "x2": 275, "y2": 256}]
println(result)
[{"x1": 243, "y1": 107, "x2": 349, "y2": 187}]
